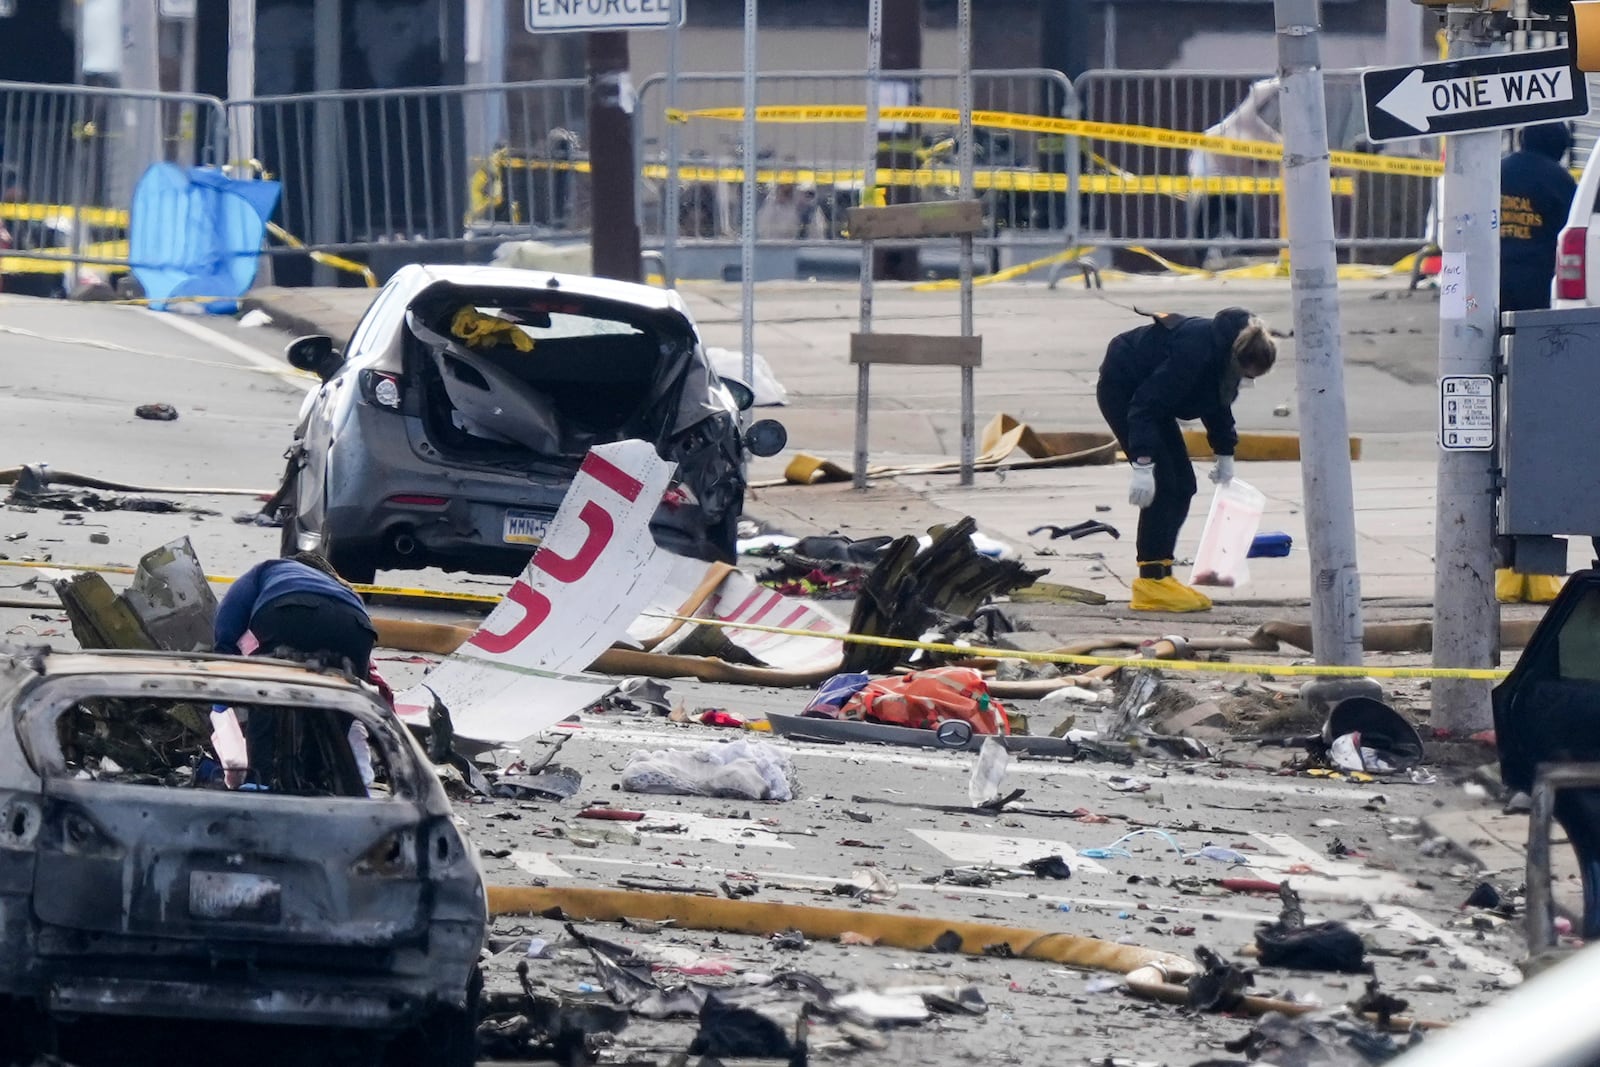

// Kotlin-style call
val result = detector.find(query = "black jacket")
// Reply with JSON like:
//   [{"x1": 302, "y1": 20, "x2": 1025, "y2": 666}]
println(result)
[
  {"x1": 1500, "y1": 125, "x2": 1578, "y2": 313},
  {"x1": 1099, "y1": 307, "x2": 1250, "y2": 460}
]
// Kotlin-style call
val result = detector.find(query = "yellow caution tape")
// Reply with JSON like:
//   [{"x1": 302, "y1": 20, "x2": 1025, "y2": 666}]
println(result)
[
  {"x1": 0, "y1": 559, "x2": 499, "y2": 606},
  {"x1": 265, "y1": 222, "x2": 378, "y2": 288},
  {"x1": 472, "y1": 156, "x2": 1352, "y2": 199},
  {"x1": 0, "y1": 240, "x2": 130, "y2": 274},
  {"x1": 912, "y1": 246, "x2": 1095, "y2": 292},
  {"x1": 9, "y1": 558, "x2": 1504, "y2": 681},
  {"x1": 0, "y1": 202, "x2": 130, "y2": 227},
  {"x1": 639, "y1": 611, "x2": 1510, "y2": 682},
  {"x1": 669, "y1": 104, "x2": 1445, "y2": 181}
]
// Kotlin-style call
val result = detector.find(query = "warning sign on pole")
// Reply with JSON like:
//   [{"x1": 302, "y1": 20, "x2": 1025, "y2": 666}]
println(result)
[{"x1": 1439, "y1": 374, "x2": 1495, "y2": 452}]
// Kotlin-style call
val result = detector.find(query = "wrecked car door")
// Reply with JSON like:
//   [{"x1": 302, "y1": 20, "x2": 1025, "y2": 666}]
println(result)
[
  {"x1": 1494, "y1": 570, "x2": 1600, "y2": 936},
  {"x1": 0, "y1": 652, "x2": 43, "y2": 997}
]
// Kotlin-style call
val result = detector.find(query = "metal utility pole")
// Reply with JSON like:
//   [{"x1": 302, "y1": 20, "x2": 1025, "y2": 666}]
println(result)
[
  {"x1": 874, "y1": 0, "x2": 921, "y2": 281},
  {"x1": 587, "y1": 31, "x2": 642, "y2": 282},
  {"x1": 855, "y1": 0, "x2": 883, "y2": 491},
  {"x1": 740, "y1": 0, "x2": 758, "y2": 416},
  {"x1": 227, "y1": 0, "x2": 256, "y2": 175},
  {"x1": 662, "y1": 0, "x2": 684, "y2": 286},
  {"x1": 1273, "y1": 0, "x2": 1367, "y2": 672},
  {"x1": 1431, "y1": 8, "x2": 1501, "y2": 734},
  {"x1": 312, "y1": 0, "x2": 341, "y2": 286},
  {"x1": 956, "y1": 0, "x2": 975, "y2": 485},
  {"x1": 114, "y1": 0, "x2": 162, "y2": 212}
]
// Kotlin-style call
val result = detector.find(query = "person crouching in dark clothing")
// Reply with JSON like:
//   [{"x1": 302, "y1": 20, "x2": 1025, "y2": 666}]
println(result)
[
  {"x1": 1097, "y1": 308, "x2": 1277, "y2": 613},
  {"x1": 213, "y1": 552, "x2": 379, "y2": 790}
]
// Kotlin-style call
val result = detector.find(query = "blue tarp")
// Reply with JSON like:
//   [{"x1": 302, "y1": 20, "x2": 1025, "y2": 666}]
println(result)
[{"x1": 129, "y1": 164, "x2": 281, "y2": 314}]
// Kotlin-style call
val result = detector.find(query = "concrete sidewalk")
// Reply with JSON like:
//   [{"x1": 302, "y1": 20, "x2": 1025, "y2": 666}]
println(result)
[{"x1": 246, "y1": 275, "x2": 1568, "y2": 610}]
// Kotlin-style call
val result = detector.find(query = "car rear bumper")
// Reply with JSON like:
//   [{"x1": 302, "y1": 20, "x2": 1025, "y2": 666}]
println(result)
[
  {"x1": 325, "y1": 480, "x2": 728, "y2": 571},
  {"x1": 45, "y1": 972, "x2": 433, "y2": 1030}
]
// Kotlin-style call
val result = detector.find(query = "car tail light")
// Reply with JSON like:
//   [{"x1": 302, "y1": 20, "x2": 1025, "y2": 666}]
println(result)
[
  {"x1": 42, "y1": 803, "x2": 123, "y2": 859},
  {"x1": 387, "y1": 494, "x2": 448, "y2": 507},
  {"x1": 0, "y1": 796, "x2": 41, "y2": 850},
  {"x1": 352, "y1": 828, "x2": 419, "y2": 878},
  {"x1": 360, "y1": 370, "x2": 404, "y2": 411},
  {"x1": 424, "y1": 820, "x2": 471, "y2": 878},
  {"x1": 1557, "y1": 227, "x2": 1587, "y2": 301},
  {"x1": 662, "y1": 484, "x2": 699, "y2": 509}
]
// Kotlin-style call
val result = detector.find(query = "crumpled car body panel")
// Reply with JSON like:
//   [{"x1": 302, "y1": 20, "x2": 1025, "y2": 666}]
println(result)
[
  {"x1": 0, "y1": 647, "x2": 487, "y2": 1031},
  {"x1": 285, "y1": 264, "x2": 756, "y2": 577}
]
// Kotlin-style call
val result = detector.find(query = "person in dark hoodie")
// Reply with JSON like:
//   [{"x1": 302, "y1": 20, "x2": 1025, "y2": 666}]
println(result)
[
  {"x1": 1500, "y1": 122, "x2": 1577, "y2": 315},
  {"x1": 213, "y1": 552, "x2": 380, "y2": 789},
  {"x1": 1097, "y1": 308, "x2": 1277, "y2": 612},
  {"x1": 1496, "y1": 123, "x2": 1577, "y2": 604}
]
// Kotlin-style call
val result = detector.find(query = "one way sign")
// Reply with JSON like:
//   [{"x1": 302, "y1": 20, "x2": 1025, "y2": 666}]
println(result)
[{"x1": 1362, "y1": 48, "x2": 1589, "y2": 143}]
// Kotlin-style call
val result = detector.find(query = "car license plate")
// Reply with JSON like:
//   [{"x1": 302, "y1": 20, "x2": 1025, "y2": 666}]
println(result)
[
  {"x1": 188, "y1": 871, "x2": 282, "y2": 923},
  {"x1": 503, "y1": 509, "x2": 550, "y2": 545}
]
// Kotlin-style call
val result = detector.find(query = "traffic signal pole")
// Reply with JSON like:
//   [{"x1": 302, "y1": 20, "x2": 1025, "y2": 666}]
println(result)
[
  {"x1": 1272, "y1": 0, "x2": 1367, "y2": 672},
  {"x1": 588, "y1": 30, "x2": 643, "y2": 283},
  {"x1": 1431, "y1": 7, "x2": 1501, "y2": 734}
]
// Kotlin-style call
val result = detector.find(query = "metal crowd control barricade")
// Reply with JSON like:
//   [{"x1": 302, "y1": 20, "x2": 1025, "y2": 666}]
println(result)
[
  {"x1": 636, "y1": 67, "x2": 1079, "y2": 281},
  {"x1": 0, "y1": 80, "x2": 226, "y2": 283},
  {"x1": 1073, "y1": 67, "x2": 1435, "y2": 261},
  {"x1": 850, "y1": 0, "x2": 982, "y2": 490},
  {"x1": 225, "y1": 79, "x2": 589, "y2": 274}
]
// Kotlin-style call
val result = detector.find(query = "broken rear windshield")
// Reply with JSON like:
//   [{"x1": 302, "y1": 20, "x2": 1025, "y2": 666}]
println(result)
[{"x1": 48, "y1": 697, "x2": 403, "y2": 800}]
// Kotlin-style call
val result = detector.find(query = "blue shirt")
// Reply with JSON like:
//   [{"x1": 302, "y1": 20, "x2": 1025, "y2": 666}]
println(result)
[{"x1": 213, "y1": 559, "x2": 371, "y2": 655}]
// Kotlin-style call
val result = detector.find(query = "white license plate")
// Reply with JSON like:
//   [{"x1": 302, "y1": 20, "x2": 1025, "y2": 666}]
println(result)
[
  {"x1": 188, "y1": 871, "x2": 282, "y2": 923},
  {"x1": 503, "y1": 509, "x2": 550, "y2": 545}
]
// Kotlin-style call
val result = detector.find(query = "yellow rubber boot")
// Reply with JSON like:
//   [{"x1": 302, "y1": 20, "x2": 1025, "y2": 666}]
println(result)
[
  {"x1": 1495, "y1": 568, "x2": 1526, "y2": 604},
  {"x1": 1130, "y1": 576, "x2": 1213, "y2": 613},
  {"x1": 1526, "y1": 574, "x2": 1564, "y2": 604}
]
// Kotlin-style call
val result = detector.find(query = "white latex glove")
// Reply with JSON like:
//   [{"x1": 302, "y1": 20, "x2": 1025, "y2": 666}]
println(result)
[
  {"x1": 1210, "y1": 454, "x2": 1236, "y2": 485},
  {"x1": 1128, "y1": 461, "x2": 1156, "y2": 508}
]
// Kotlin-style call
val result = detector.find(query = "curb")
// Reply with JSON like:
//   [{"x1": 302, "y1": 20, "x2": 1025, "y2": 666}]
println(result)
[{"x1": 240, "y1": 294, "x2": 333, "y2": 340}]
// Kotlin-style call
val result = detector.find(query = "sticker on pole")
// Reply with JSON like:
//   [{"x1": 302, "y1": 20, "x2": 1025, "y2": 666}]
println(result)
[
  {"x1": 1439, "y1": 375, "x2": 1495, "y2": 452},
  {"x1": 526, "y1": 0, "x2": 685, "y2": 33}
]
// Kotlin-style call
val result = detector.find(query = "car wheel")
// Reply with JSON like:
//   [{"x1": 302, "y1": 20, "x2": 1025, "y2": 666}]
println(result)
[
  {"x1": 389, "y1": 969, "x2": 481, "y2": 1067},
  {"x1": 327, "y1": 543, "x2": 379, "y2": 586},
  {"x1": 710, "y1": 504, "x2": 741, "y2": 563},
  {"x1": 279, "y1": 507, "x2": 303, "y2": 558}
]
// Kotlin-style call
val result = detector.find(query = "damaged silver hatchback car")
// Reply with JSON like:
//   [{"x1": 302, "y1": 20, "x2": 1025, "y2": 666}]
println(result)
[
  {"x1": 274, "y1": 263, "x2": 787, "y2": 583},
  {"x1": 0, "y1": 646, "x2": 487, "y2": 1065}
]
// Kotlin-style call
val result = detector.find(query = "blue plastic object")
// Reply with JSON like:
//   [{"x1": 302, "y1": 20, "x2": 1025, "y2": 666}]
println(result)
[
  {"x1": 129, "y1": 163, "x2": 281, "y2": 314},
  {"x1": 1248, "y1": 531, "x2": 1294, "y2": 558}
]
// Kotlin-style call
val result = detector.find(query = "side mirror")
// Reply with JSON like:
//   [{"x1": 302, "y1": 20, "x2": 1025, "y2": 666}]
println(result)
[
  {"x1": 286, "y1": 335, "x2": 343, "y2": 382},
  {"x1": 744, "y1": 418, "x2": 787, "y2": 458},
  {"x1": 720, "y1": 376, "x2": 756, "y2": 412}
]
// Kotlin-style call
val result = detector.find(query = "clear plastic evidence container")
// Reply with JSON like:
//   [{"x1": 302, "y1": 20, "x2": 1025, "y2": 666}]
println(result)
[{"x1": 1189, "y1": 477, "x2": 1266, "y2": 588}]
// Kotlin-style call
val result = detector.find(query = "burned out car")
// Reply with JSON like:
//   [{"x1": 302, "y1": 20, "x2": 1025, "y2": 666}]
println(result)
[
  {"x1": 275, "y1": 263, "x2": 786, "y2": 583},
  {"x1": 0, "y1": 646, "x2": 487, "y2": 1065}
]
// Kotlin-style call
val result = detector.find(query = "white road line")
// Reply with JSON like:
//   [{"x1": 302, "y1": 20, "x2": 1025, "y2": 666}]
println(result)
[
  {"x1": 637, "y1": 810, "x2": 795, "y2": 849},
  {"x1": 911, "y1": 828, "x2": 1111, "y2": 875},
  {"x1": 510, "y1": 851, "x2": 571, "y2": 880},
  {"x1": 134, "y1": 305, "x2": 311, "y2": 386},
  {"x1": 1248, "y1": 832, "x2": 1423, "y2": 903},
  {"x1": 1371, "y1": 904, "x2": 1523, "y2": 987}
]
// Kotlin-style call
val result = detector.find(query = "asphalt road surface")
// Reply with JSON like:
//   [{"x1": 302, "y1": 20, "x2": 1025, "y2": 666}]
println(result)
[{"x1": 0, "y1": 293, "x2": 1533, "y2": 1066}]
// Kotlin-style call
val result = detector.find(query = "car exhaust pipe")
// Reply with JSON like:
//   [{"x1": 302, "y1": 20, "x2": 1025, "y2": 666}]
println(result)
[{"x1": 392, "y1": 532, "x2": 417, "y2": 557}]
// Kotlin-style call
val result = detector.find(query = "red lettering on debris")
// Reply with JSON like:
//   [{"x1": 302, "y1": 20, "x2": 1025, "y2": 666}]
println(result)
[
  {"x1": 534, "y1": 500, "x2": 614, "y2": 583},
  {"x1": 468, "y1": 581, "x2": 553, "y2": 654},
  {"x1": 580, "y1": 450, "x2": 645, "y2": 502}
]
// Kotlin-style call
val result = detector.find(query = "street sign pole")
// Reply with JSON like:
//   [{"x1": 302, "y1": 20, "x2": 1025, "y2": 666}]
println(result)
[
  {"x1": 1431, "y1": 8, "x2": 1501, "y2": 734},
  {"x1": 1273, "y1": 0, "x2": 1366, "y2": 671}
]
